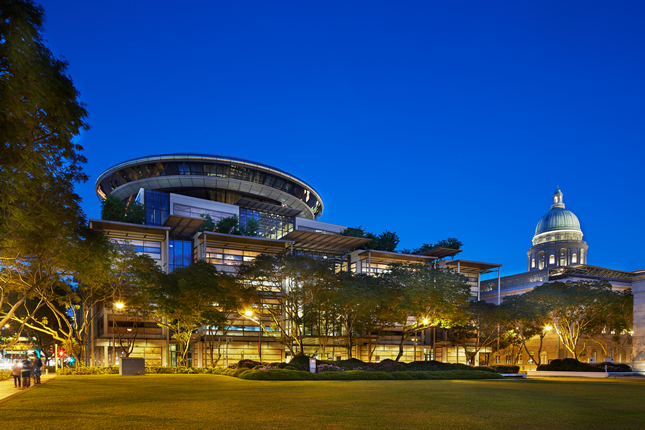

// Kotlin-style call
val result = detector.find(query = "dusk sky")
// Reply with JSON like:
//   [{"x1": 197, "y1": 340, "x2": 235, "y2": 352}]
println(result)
[{"x1": 39, "y1": 0, "x2": 644, "y2": 277}]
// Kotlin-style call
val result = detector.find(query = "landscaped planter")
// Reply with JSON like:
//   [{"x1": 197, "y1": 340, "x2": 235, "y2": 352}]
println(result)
[{"x1": 527, "y1": 371, "x2": 608, "y2": 378}]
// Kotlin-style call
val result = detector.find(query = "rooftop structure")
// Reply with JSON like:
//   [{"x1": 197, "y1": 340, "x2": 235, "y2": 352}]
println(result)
[{"x1": 95, "y1": 153, "x2": 324, "y2": 220}]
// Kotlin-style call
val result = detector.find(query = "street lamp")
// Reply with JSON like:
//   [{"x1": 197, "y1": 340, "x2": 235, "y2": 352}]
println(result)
[
  {"x1": 115, "y1": 302, "x2": 124, "y2": 309},
  {"x1": 243, "y1": 309, "x2": 262, "y2": 361}
]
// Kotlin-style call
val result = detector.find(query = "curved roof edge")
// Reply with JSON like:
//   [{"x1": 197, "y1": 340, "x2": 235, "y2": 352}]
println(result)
[{"x1": 94, "y1": 153, "x2": 324, "y2": 215}]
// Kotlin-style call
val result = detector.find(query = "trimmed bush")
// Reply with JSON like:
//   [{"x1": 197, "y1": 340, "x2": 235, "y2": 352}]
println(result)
[
  {"x1": 473, "y1": 365, "x2": 520, "y2": 373},
  {"x1": 287, "y1": 354, "x2": 311, "y2": 371},
  {"x1": 537, "y1": 358, "x2": 631, "y2": 373}
]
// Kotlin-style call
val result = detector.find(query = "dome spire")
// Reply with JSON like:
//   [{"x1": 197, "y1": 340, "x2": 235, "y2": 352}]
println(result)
[{"x1": 551, "y1": 187, "x2": 565, "y2": 210}]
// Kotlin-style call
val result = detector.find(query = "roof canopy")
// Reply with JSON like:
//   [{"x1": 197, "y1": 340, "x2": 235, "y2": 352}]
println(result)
[
  {"x1": 201, "y1": 231, "x2": 293, "y2": 253},
  {"x1": 89, "y1": 219, "x2": 169, "y2": 239},
  {"x1": 445, "y1": 260, "x2": 502, "y2": 275},
  {"x1": 281, "y1": 230, "x2": 372, "y2": 254},
  {"x1": 355, "y1": 250, "x2": 437, "y2": 264},
  {"x1": 163, "y1": 215, "x2": 205, "y2": 238},
  {"x1": 550, "y1": 264, "x2": 641, "y2": 280},
  {"x1": 420, "y1": 247, "x2": 463, "y2": 259}
]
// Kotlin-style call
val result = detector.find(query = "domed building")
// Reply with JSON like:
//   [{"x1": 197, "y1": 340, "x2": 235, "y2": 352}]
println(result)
[{"x1": 527, "y1": 188, "x2": 588, "y2": 271}]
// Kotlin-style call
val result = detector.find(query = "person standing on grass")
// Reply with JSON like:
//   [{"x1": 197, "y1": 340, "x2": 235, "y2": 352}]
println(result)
[
  {"x1": 32, "y1": 355, "x2": 42, "y2": 384},
  {"x1": 21, "y1": 358, "x2": 32, "y2": 388},
  {"x1": 11, "y1": 361, "x2": 22, "y2": 388}
]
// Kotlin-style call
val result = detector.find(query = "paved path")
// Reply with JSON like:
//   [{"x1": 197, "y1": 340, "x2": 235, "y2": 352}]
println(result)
[{"x1": 0, "y1": 373, "x2": 57, "y2": 405}]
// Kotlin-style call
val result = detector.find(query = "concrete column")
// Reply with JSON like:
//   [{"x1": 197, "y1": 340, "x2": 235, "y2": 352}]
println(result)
[
  {"x1": 497, "y1": 268, "x2": 501, "y2": 305},
  {"x1": 631, "y1": 276, "x2": 645, "y2": 371}
]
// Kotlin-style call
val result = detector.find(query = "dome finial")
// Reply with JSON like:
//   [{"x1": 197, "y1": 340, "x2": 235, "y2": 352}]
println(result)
[{"x1": 551, "y1": 187, "x2": 564, "y2": 209}]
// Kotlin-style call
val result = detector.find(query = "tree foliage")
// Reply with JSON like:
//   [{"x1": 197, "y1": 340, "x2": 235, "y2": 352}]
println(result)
[
  {"x1": 212, "y1": 215, "x2": 259, "y2": 237},
  {"x1": 100, "y1": 195, "x2": 145, "y2": 224},
  {"x1": 383, "y1": 263, "x2": 471, "y2": 361},
  {"x1": 499, "y1": 293, "x2": 551, "y2": 366},
  {"x1": 449, "y1": 301, "x2": 501, "y2": 366},
  {"x1": 527, "y1": 281, "x2": 617, "y2": 360},
  {"x1": 338, "y1": 226, "x2": 400, "y2": 252},
  {"x1": 0, "y1": 0, "x2": 89, "y2": 245},
  {"x1": 236, "y1": 254, "x2": 333, "y2": 356},
  {"x1": 146, "y1": 261, "x2": 246, "y2": 366}
]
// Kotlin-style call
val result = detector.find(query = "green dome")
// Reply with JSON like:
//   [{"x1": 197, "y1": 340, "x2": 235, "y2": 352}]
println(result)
[{"x1": 534, "y1": 208, "x2": 581, "y2": 236}]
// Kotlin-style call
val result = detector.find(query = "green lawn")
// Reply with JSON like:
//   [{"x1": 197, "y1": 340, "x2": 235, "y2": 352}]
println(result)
[{"x1": 1, "y1": 375, "x2": 644, "y2": 429}]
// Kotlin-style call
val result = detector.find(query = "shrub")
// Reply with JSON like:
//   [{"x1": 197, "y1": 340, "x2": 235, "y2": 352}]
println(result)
[
  {"x1": 237, "y1": 359, "x2": 264, "y2": 369},
  {"x1": 56, "y1": 366, "x2": 119, "y2": 375},
  {"x1": 537, "y1": 358, "x2": 631, "y2": 372},
  {"x1": 0, "y1": 369, "x2": 11, "y2": 380},
  {"x1": 406, "y1": 360, "x2": 470, "y2": 372},
  {"x1": 287, "y1": 354, "x2": 311, "y2": 371},
  {"x1": 317, "y1": 364, "x2": 344, "y2": 372},
  {"x1": 537, "y1": 358, "x2": 602, "y2": 372}
]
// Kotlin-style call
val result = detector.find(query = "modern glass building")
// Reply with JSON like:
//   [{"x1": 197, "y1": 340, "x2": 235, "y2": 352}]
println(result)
[{"x1": 87, "y1": 153, "x2": 500, "y2": 367}]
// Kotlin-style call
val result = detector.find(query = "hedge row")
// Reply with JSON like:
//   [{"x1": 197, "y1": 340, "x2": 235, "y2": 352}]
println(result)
[
  {"x1": 56, "y1": 366, "x2": 232, "y2": 375},
  {"x1": 537, "y1": 358, "x2": 632, "y2": 373},
  {"x1": 234, "y1": 369, "x2": 504, "y2": 381}
]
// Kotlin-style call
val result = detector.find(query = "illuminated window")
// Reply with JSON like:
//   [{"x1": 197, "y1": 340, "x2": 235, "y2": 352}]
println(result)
[
  {"x1": 531, "y1": 258, "x2": 535, "y2": 268},
  {"x1": 560, "y1": 249, "x2": 566, "y2": 266},
  {"x1": 572, "y1": 253, "x2": 577, "y2": 263},
  {"x1": 581, "y1": 249, "x2": 585, "y2": 264},
  {"x1": 549, "y1": 254, "x2": 555, "y2": 265}
]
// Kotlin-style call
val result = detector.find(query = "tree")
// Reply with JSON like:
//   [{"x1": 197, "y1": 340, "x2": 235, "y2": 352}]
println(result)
[
  {"x1": 583, "y1": 289, "x2": 633, "y2": 358},
  {"x1": 332, "y1": 272, "x2": 385, "y2": 359},
  {"x1": 449, "y1": 301, "x2": 501, "y2": 366},
  {"x1": 100, "y1": 195, "x2": 145, "y2": 224},
  {"x1": 10, "y1": 228, "x2": 115, "y2": 365},
  {"x1": 0, "y1": 0, "x2": 89, "y2": 245},
  {"x1": 404, "y1": 238, "x2": 464, "y2": 255},
  {"x1": 373, "y1": 231, "x2": 399, "y2": 252},
  {"x1": 212, "y1": 215, "x2": 259, "y2": 237},
  {"x1": 499, "y1": 293, "x2": 551, "y2": 366},
  {"x1": 350, "y1": 277, "x2": 397, "y2": 362},
  {"x1": 198, "y1": 214, "x2": 215, "y2": 232},
  {"x1": 529, "y1": 281, "x2": 615, "y2": 360},
  {"x1": 147, "y1": 261, "x2": 240, "y2": 366},
  {"x1": 338, "y1": 226, "x2": 399, "y2": 252},
  {"x1": 104, "y1": 242, "x2": 161, "y2": 362},
  {"x1": 237, "y1": 254, "x2": 333, "y2": 357},
  {"x1": 384, "y1": 263, "x2": 471, "y2": 361}
]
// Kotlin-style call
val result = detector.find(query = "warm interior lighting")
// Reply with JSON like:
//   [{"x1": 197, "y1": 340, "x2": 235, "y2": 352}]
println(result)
[{"x1": 115, "y1": 302, "x2": 124, "y2": 309}]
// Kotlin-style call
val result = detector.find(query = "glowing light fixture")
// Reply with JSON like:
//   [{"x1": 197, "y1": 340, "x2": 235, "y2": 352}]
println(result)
[
  {"x1": 245, "y1": 310, "x2": 254, "y2": 317},
  {"x1": 115, "y1": 302, "x2": 124, "y2": 309},
  {"x1": 422, "y1": 319, "x2": 429, "y2": 325},
  {"x1": 545, "y1": 325, "x2": 553, "y2": 331}
]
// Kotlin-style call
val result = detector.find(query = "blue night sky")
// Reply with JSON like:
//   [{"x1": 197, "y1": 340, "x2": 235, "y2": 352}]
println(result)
[{"x1": 39, "y1": 1, "x2": 645, "y2": 277}]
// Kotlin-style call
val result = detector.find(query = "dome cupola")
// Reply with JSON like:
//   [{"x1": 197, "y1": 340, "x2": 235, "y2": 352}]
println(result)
[{"x1": 527, "y1": 187, "x2": 588, "y2": 271}]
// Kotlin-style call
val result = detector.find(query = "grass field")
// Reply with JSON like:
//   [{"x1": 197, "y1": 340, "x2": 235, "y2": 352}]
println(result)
[{"x1": 1, "y1": 375, "x2": 644, "y2": 429}]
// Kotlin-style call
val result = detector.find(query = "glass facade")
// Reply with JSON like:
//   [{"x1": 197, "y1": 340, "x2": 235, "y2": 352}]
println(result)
[
  {"x1": 114, "y1": 239, "x2": 162, "y2": 260},
  {"x1": 145, "y1": 190, "x2": 169, "y2": 226},
  {"x1": 98, "y1": 159, "x2": 322, "y2": 218},
  {"x1": 205, "y1": 247, "x2": 260, "y2": 267},
  {"x1": 169, "y1": 240, "x2": 192, "y2": 272},
  {"x1": 239, "y1": 208, "x2": 294, "y2": 239},
  {"x1": 172, "y1": 203, "x2": 233, "y2": 222}
]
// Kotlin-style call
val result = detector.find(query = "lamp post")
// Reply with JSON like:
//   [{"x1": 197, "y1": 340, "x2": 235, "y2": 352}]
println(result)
[
  {"x1": 112, "y1": 302, "x2": 124, "y2": 366},
  {"x1": 244, "y1": 309, "x2": 262, "y2": 361}
]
